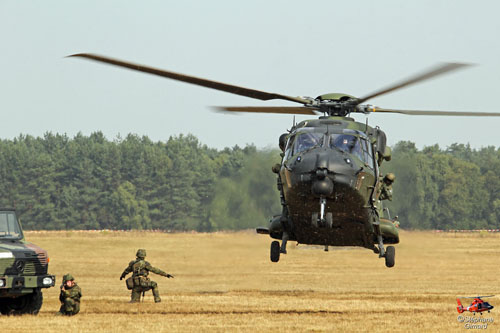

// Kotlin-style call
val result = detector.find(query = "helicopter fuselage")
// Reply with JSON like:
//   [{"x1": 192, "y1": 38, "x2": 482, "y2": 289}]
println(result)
[{"x1": 268, "y1": 116, "x2": 398, "y2": 250}]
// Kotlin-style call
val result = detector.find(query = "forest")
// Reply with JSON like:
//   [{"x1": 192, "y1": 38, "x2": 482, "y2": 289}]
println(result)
[{"x1": 0, "y1": 132, "x2": 498, "y2": 231}]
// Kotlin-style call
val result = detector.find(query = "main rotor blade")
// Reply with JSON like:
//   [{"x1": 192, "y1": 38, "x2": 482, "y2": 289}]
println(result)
[
  {"x1": 355, "y1": 63, "x2": 471, "y2": 105},
  {"x1": 367, "y1": 107, "x2": 500, "y2": 117},
  {"x1": 68, "y1": 53, "x2": 310, "y2": 105},
  {"x1": 215, "y1": 106, "x2": 318, "y2": 115}
]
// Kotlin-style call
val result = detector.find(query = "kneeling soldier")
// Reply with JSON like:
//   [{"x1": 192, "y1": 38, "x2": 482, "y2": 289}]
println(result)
[
  {"x1": 57, "y1": 273, "x2": 82, "y2": 316},
  {"x1": 120, "y1": 249, "x2": 174, "y2": 303}
]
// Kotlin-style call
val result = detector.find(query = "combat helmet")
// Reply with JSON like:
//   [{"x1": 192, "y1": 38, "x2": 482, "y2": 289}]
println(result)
[
  {"x1": 384, "y1": 173, "x2": 396, "y2": 183},
  {"x1": 62, "y1": 273, "x2": 74, "y2": 282},
  {"x1": 136, "y1": 249, "x2": 147, "y2": 259}
]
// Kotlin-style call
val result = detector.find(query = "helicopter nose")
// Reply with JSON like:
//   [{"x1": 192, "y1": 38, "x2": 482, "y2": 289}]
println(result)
[{"x1": 312, "y1": 172, "x2": 334, "y2": 196}]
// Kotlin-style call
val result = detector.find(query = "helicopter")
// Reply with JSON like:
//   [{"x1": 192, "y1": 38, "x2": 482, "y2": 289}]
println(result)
[
  {"x1": 457, "y1": 296, "x2": 495, "y2": 315},
  {"x1": 69, "y1": 53, "x2": 500, "y2": 267}
]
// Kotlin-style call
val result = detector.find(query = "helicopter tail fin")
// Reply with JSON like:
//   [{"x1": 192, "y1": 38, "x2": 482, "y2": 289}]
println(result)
[{"x1": 456, "y1": 298, "x2": 464, "y2": 313}]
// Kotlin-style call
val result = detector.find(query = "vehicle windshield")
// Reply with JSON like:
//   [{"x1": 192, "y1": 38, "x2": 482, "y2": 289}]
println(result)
[
  {"x1": 0, "y1": 211, "x2": 23, "y2": 239},
  {"x1": 292, "y1": 132, "x2": 323, "y2": 155},
  {"x1": 329, "y1": 134, "x2": 374, "y2": 169},
  {"x1": 330, "y1": 134, "x2": 363, "y2": 157}
]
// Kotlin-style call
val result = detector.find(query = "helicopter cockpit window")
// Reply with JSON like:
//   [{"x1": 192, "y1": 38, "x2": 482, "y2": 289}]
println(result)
[
  {"x1": 292, "y1": 132, "x2": 323, "y2": 156},
  {"x1": 330, "y1": 134, "x2": 374, "y2": 168},
  {"x1": 283, "y1": 135, "x2": 296, "y2": 161},
  {"x1": 330, "y1": 134, "x2": 363, "y2": 161},
  {"x1": 360, "y1": 138, "x2": 375, "y2": 169}
]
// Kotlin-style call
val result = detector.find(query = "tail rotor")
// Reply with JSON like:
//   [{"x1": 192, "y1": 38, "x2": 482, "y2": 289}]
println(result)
[{"x1": 456, "y1": 298, "x2": 464, "y2": 313}]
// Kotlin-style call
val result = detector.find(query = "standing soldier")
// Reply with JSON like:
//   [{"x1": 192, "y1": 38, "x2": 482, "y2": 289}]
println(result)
[
  {"x1": 379, "y1": 173, "x2": 395, "y2": 201},
  {"x1": 57, "y1": 273, "x2": 82, "y2": 316},
  {"x1": 120, "y1": 249, "x2": 174, "y2": 303}
]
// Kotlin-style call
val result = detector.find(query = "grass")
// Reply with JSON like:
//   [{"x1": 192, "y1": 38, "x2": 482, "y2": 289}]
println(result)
[{"x1": 1, "y1": 230, "x2": 499, "y2": 332}]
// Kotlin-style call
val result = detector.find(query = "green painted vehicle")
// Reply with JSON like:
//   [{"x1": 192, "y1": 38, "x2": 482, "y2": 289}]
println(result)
[{"x1": 0, "y1": 209, "x2": 55, "y2": 315}]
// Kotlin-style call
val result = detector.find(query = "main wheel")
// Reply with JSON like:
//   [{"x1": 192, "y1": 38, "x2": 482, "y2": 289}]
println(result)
[
  {"x1": 0, "y1": 288, "x2": 43, "y2": 315},
  {"x1": 270, "y1": 241, "x2": 280, "y2": 262},
  {"x1": 385, "y1": 246, "x2": 395, "y2": 268}
]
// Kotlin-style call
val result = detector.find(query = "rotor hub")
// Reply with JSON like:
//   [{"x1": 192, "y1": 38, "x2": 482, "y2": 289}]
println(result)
[{"x1": 316, "y1": 100, "x2": 358, "y2": 117}]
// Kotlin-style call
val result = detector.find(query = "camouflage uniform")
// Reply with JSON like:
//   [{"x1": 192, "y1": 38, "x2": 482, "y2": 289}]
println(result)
[
  {"x1": 58, "y1": 274, "x2": 82, "y2": 316},
  {"x1": 379, "y1": 173, "x2": 395, "y2": 201},
  {"x1": 120, "y1": 249, "x2": 173, "y2": 303}
]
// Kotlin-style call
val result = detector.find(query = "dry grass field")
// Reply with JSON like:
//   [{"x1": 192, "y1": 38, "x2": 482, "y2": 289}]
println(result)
[{"x1": 1, "y1": 230, "x2": 499, "y2": 332}]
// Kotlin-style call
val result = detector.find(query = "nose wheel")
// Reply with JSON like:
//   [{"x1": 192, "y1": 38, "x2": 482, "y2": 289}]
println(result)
[{"x1": 270, "y1": 241, "x2": 280, "y2": 262}]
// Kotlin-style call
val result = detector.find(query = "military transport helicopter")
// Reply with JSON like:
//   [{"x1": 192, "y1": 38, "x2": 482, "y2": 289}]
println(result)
[
  {"x1": 69, "y1": 54, "x2": 500, "y2": 268},
  {"x1": 457, "y1": 296, "x2": 495, "y2": 315}
]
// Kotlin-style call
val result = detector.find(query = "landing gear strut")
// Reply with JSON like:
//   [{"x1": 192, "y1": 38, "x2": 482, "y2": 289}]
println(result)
[
  {"x1": 280, "y1": 231, "x2": 289, "y2": 254},
  {"x1": 312, "y1": 197, "x2": 333, "y2": 228}
]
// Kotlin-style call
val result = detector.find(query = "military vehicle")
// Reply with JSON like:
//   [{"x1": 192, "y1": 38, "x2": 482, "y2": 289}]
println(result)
[
  {"x1": 68, "y1": 54, "x2": 500, "y2": 267},
  {"x1": 0, "y1": 209, "x2": 55, "y2": 315}
]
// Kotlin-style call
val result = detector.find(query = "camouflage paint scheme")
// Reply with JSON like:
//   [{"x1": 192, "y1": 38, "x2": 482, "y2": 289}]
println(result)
[
  {"x1": 0, "y1": 210, "x2": 55, "y2": 298},
  {"x1": 270, "y1": 116, "x2": 399, "y2": 249}
]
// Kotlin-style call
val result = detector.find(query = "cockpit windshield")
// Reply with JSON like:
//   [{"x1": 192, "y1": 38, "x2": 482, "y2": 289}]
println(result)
[
  {"x1": 292, "y1": 132, "x2": 323, "y2": 155},
  {"x1": 331, "y1": 134, "x2": 362, "y2": 157},
  {"x1": 331, "y1": 134, "x2": 358, "y2": 153},
  {"x1": 0, "y1": 211, "x2": 23, "y2": 239},
  {"x1": 330, "y1": 134, "x2": 374, "y2": 169},
  {"x1": 283, "y1": 130, "x2": 375, "y2": 170}
]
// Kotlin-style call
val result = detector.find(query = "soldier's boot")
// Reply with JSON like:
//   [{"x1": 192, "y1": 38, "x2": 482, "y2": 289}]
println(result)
[
  {"x1": 152, "y1": 286, "x2": 161, "y2": 303},
  {"x1": 130, "y1": 289, "x2": 141, "y2": 303},
  {"x1": 72, "y1": 302, "x2": 80, "y2": 315},
  {"x1": 57, "y1": 304, "x2": 65, "y2": 315}
]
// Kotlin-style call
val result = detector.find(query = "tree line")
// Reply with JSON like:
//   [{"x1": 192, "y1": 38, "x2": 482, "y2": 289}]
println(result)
[
  {"x1": 383, "y1": 141, "x2": 500, "y2": 230},
  {"x1": 0, "y1": 133, "x2": 498, "y2": 230},
  {"x1": 0, "y1": 132, "x2": 280, "y2": 231}
]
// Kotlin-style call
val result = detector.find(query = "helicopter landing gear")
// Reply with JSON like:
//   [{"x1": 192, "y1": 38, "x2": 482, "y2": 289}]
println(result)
[
  {"x1": 377, "y1": 234, "x2": 385, "y2": 257},
  {"x1": 312, "y1": 198, "x2": 333, "y2": 228},
  {"x1": 280, "y1": 231, "x2": 289, "y2": 254},
  {"x1": 270, "y1": 241, "x2": 280, "y2": 262},
  {"x1": 376, "y1": 234, "x2": 396, "y2": 267},
  {"x1": 384, "y1": 246, "x2": 395, "y2": 268}
]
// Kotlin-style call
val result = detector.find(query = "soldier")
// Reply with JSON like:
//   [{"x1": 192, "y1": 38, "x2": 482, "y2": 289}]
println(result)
[
  {"x1": 379, "y1": 173, "x2": 395, "y2": 201},
  {"x1": 57, "y1": 273, "x2": 82, "y2": 316},
  {"x1": 120, "y1": 249, "x2": 174, "y2": 303}
]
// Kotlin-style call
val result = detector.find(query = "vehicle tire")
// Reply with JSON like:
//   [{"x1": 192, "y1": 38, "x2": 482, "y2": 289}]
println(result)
[
  {"x1": 385, "y1": 246, "x2": 395, "y2": 268},
  {"x1": 270, "y1": 241, "x2": 280, "y2": 262},
  {"x1": 0, "y1": 288, "x2": 43, "y2": 315},
  {"x1": 311, "y1": 213, "x2": 318, "y2": 228}
]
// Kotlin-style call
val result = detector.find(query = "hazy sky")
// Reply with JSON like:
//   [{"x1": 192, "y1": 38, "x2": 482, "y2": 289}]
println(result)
[{"x1": 2, "y1": 1, "x2": 500, "y2": 149}]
